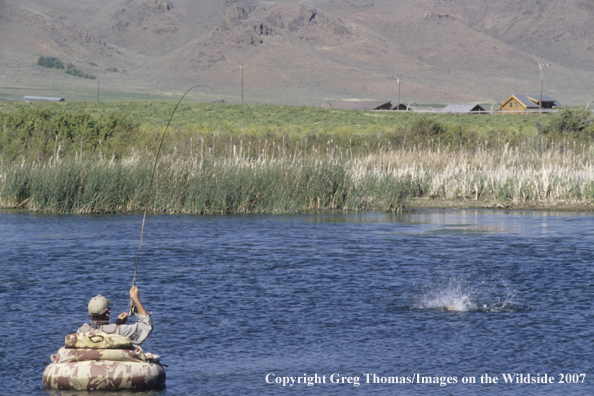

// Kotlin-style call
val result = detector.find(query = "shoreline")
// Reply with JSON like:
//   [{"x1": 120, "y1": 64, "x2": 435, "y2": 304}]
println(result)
[
  {"x1": 410, "y1": 197, "x2": 594, "y2": 212},
  {"x1": 3, "y1": 199, "x2": 594, "y2": 214}
]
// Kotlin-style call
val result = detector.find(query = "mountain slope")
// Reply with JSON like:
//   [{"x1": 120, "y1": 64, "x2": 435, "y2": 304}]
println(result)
[{"x1": 1, "y1": 0, "x2": 593, "y2": 104}]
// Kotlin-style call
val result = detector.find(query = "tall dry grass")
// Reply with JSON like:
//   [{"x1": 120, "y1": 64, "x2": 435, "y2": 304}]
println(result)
[
  {"x1": 360, "y1": 143, "x2": 594, "y2": 205},
  {"x1": 2, "y1": 142, "x2": 594, "y2": 214}
]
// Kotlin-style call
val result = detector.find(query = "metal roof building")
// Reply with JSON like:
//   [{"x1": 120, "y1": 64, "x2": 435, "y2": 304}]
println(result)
[
  {"x1": 319, "y1": 101, "x2": 393, "y2": 110},
  {"x1": 23, "y1": 96, "x2": 65, "y2": 102},
  {"x1": 440, "y1": 104, "x2": 486, "y2": 114},
  {"x1": 392, "y1": 103, "x2": 409, "y2": 111}
]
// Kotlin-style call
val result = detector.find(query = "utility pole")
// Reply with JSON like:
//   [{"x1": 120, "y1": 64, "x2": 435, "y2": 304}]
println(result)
[
  {"x1": 239, "y1": 63, "x2": 247, "y2": 104},
  {"x1": 395, "y1": 73, "x2": 403, "y2": 110},
  {"x1": 538, "y1": 63, "x2": 550, "y2": 111}
]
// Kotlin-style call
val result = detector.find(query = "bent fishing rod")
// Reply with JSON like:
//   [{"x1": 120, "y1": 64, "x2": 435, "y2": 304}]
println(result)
[{"x1": 129, "y1": 84, "x2": 213, "y2": 315}]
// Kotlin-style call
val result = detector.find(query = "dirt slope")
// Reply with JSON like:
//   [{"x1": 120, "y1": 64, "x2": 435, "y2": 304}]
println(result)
[{"x1": 1, "y1": 0, "x2": 593, "y2": 104}]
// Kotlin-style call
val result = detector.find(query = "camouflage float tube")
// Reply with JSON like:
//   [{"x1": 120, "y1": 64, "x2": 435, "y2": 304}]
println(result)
[{"x1": 43, "y1": 332, "x2": 166, "y2": 390}]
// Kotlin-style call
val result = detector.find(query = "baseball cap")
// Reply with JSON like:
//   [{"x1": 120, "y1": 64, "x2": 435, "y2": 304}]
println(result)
[{"x1": 88, "y1": 295, "x2": 111, "y2": 316}]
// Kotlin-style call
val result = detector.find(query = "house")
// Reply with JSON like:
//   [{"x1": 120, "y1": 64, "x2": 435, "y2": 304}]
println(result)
[
  {"x1": 23, "y1": 96, "x2": 65, "y2": 102},
  {"x1": 440, "y1": 104, "x2": 486, "y2": 114},
  {"x1": 498, "y1": 94, "x2": 562, "y2": 113},
  {"x1": 319, "y1": 101, "x2": 393, "y2": 111}
]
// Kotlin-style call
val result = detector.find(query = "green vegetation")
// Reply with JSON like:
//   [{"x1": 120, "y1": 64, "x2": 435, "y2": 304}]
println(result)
[
  {"x1": 65, "y1": 64, "x2": 96, "y2": 79},
  {"x1": 107, "y1": 67, "x2": 119, "y2": 72},
  {"x1": 0, "y1": 157, "x2": 411, "y2": 214},
  {"x1": 0, "y1": 101, "x2": 543, "y2": 161},
  {"x1": 0, "y1": 106, "x2": 138, "y2": 161},
  {"x1": 1, "y1": 101, "x2": 594, "y2": 213},
  {"x1": 36, "y1": 56, "x2": 64, "y2": 69},
  {"x1": 537, "y1": 107, "x2": 594, "y2": 142},
  {"x1": 35, "y1": 57, "x2": 96, "y2": 79}
]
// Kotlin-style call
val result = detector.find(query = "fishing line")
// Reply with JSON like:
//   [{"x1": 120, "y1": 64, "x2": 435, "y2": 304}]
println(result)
[{"x1": 129, "y1": 84, "x2": 213, "y2": 314}]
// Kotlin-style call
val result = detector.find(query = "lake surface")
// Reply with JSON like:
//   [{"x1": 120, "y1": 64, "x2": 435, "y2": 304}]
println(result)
[{"x1": 0, "y1": 209, "x2": 593, "y2": 395}]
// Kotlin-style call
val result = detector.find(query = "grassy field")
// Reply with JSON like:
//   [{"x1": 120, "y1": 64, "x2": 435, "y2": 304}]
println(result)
[
  {"x1": 0, "y1": 100, "x2": 539, "y2": 133},
  {"x1": 1, "y1": 101, "x2": 594, "y2": 213},
  {"x1": 0, "y1": 101, "x2": 543, "y2": 161}
]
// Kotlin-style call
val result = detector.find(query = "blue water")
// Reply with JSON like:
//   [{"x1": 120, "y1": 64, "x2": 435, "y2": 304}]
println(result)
[{"x1": 0, "y1": 209, "x2": 593, "y2": 395}]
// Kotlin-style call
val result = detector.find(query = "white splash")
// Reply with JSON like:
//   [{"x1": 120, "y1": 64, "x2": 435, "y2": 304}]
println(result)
[
  {"x1": 416, "y1": 284, "x2": 477, "y2": 312},
  {"x1": 413, "y1": 279, "x2": 518, "y2": 313}
]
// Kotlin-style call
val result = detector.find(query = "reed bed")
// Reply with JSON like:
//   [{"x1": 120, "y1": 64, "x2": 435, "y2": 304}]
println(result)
[
  {"x1": 360, "y1": 144, "x2": 594, "y2": 205},
  {"x1": 3, "y1": 143, "x2": 594, "y2": 214},
  {"x1": 0, "y1": 155, "x2": 411, "y2": 214}
]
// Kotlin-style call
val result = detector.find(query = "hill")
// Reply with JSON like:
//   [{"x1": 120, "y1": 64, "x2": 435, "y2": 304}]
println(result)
[{"x1": 1, "y1": 0, "x2": 593, "y2": 105}]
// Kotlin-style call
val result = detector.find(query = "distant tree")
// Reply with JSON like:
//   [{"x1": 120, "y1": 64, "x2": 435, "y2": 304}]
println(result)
[
  {"x1": 65, "y1": 67, "x2": 96, "y2": 79},
  {"x1": 36, "y1": 56, "x2": 64, "y2": 69}
]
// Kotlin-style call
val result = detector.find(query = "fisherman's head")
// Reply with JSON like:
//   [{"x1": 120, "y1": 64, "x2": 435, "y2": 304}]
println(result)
[{"x1": 88, "y1": 295, "x2": 111, "y2": 322}]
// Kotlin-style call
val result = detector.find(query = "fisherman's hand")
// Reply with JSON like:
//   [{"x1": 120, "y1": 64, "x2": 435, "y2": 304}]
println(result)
[
  {"x1": 115, "y1": 312, "x2": 129, "y2": 325},
  {"x1": 129, "y1": 285, "x2": 140, "y2": 302}
]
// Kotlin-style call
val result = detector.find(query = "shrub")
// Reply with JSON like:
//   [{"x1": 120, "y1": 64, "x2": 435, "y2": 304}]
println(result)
[
  {"x1": 65, "y1": 65, "x2": 96, "y2": 80},
  {"x1": 410, "y1": 116, "x2": 444, "y2": 138},
  {"x1": 36, "y1": 56, "x2": 64, "y2": 69},
  {"x1": 0, "y1": 106, "x2": 139, "y2": 161},
  {"x1": 537, "y1": 107, "x2": 594, "y2": 141}
]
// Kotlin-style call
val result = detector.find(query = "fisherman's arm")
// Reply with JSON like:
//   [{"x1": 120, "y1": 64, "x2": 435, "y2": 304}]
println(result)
[
  {"x1": 129, "y1": 285, "x2": 148, "y2": 316},
  {"x1": 115, "y1": 286, "x2": 153, "y2": 344},
  {"x1": 115, "y1": 286, "x2": 149, "y2": 324},
  {"x1": 116, "y1": 314, "x2": 153, "y2": 345}
]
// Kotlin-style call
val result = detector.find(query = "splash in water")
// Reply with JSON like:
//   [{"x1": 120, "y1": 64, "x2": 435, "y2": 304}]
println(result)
[
  {"x1": 416, "y1": 284, "x2": 476, "y2": 312},
  {"x1": 413, "y1": 279, "x2": 517, "y2": 312}
]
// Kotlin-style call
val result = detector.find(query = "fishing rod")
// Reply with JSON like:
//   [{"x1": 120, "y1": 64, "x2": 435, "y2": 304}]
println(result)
[{"x1": 129, "y1": 84, "x2": 214, "y2": 315}]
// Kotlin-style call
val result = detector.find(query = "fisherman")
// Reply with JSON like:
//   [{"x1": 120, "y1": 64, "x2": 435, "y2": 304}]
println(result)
[{"x1": 79, "y1": 286, "x2": 152, "y2": 345}]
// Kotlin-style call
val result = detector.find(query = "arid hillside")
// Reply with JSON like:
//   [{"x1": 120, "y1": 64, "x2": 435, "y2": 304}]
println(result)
[{"x1": 1, "y1": 0, "x2": 593, "y2": 104}]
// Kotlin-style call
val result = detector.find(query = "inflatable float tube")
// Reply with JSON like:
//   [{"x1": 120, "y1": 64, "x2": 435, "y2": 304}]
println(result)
[{"x1": 43, "y1": 332, "x2": 166, "y2": 390}]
